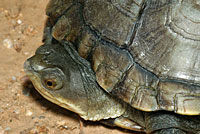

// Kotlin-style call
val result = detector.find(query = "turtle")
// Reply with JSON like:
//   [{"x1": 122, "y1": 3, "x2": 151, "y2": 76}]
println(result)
[{"x1": 24, "y1": 0, "x2": 200, "y2": 133}]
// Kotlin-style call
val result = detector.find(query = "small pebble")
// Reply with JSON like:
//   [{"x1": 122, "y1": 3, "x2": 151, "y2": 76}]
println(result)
[
  {"x1": 4, "y1": 127, "x2": 11, "y2": 131},
  {"x1": 34, "y1": 122, "x2": 39, "y2": 126},
  {"x1": 4, "y1": 10, "x2": 9, "y2": 16},
  {"x1": 24, "y1": 52, "x2": 30, "y2": 55},
  {"x1": 26, "y1": 110, "x2": 33, "y2": 116},
  {"x1": 37, "y1": 126, "x2": 49, "y2": 133},
  {"x1": 14, "y1": 109, "x2": 20, "y2": 114},
  {"x1": 11, "y1": 20, "x2": 17, "y2": 25},
  {"x1": 56, "y1": 120, "x2": 68, "y2": 129},
  {"x1": 31, "y1": 115, "x2": 36, "y2": 119},
  {"x1": 17, "y1": 19, "x2": 22, "y2": 24},
  {"x1": 38, "y1": 115, "x2": 45, "y2": 119},
  {"x1": 13, "y1": 43, "x2": 22, "y2": 52},
  {"x1": 27, "y1": 25, "x2": 34, "y2": 33},
  {"x1": 29, "y1": 128, "x2": 38, "y2": 134},
  {"x1": 19, "y1": 13, "x2": 23, "y2": 17},
  {"x1": 2, "y1": 39, "x2": 13, "y2": 48},
  {"x1": 18, "y1": 30, "x2": 22, "y2": 34},
  {"x1": 12, "y1": 76, "x2": 17, "y2": 81}
]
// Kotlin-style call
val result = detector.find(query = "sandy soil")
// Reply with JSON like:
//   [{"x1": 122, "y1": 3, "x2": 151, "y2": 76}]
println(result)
[{"x1": 0, "y1": 0, "x2": 142, "y2": 134}]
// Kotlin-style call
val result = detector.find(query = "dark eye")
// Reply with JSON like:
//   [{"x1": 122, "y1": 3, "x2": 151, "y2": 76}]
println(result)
[
  {"x1": 41, "y1": 68, "x2": 64, "y2": 90},
  {"x1": 45, "y1": 79, "x2": 56, "y2": 88},
  {"x1": 43, "y1": 77, "x2": 63, "y2": 90}
]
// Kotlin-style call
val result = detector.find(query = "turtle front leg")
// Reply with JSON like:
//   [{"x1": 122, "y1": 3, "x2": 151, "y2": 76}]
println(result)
[
  {"x1": 100, "y1": 116, "x2": 144, "y2": 132},
  {"x1": 100, "y1": 106, "x2": 146, "y2": 132},
  {"x1": 145, "y1": 111, "x2": 200, "y2": 134}
]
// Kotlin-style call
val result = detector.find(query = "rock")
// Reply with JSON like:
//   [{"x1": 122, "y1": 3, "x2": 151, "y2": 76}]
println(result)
[
  {"x1": 17, "y1": 19, "x2": 22, "y2": 25},
  {"x1": 25, "y1": 109, "x2": 33, "y2": 116},
  {"x1": 2, "y1": 39, "x2": 13, "y2": 49},
  {"x1": 56, "y1": 120, "x2": 68, "y2": 130}
]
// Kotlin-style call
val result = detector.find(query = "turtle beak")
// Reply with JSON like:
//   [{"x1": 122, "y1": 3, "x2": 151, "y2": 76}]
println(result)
[
  {"x1": 24, "y1": 59, "x2": 34, "y2": 76},
  {"x1": 24, "y1": 55, "x2": 47, "y2": 74}
]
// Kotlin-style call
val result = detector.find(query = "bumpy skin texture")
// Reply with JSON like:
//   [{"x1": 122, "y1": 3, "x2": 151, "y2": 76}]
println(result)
[{"x1": 25, "y1": 0, "x2": 200, "y2": 133}]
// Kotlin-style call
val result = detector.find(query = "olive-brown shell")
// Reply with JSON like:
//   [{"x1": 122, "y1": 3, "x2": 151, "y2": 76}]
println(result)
[{"x1": 45, "y1": 0, "x2": 200, "y2": 115}]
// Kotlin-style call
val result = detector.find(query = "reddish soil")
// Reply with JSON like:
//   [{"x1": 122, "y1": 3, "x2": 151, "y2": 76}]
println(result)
[{"x1": 0, "y1": 0, "x2": 142, "y2": 134}]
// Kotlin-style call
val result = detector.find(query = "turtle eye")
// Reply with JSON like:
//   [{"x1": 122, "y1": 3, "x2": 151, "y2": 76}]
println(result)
[
  {"x1": 41, "y1": 68, "x2": 64, "y2": 90},
  {"x1": 45, "y1": 79, "x2": 57, "y2": 88},
  {"x1": 43, "y1": 77, "x2": 63, "y2": 90}
]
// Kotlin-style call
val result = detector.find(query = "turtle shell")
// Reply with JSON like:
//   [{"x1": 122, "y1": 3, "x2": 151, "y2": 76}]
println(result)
[{"x1": 45, "y1": 0, "x2": 200, "y2": 115}]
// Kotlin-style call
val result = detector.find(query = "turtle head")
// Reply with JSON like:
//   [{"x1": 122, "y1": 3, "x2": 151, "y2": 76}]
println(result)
[
  {"x1": 24, "y1": 43, "x2": 88, "y2": 117},
  {"x1": 24, "y1": 43, "x2": 125, "y2": 121}
]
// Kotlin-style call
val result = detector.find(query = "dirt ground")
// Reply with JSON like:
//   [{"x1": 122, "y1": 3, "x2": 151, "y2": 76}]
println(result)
[{"x1": 0, "y1": 0, "x2": 142, "y2": 134}]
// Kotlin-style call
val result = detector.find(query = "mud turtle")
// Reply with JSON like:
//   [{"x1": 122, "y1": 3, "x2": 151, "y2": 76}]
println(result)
[{"x1": 24, "y1": 0, "x2": 200, "y2": 133}]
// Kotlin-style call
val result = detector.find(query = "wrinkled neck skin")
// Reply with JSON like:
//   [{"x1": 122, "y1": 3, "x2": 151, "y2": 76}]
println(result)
[
  {"x1": 64, "y1": 44, "x2": 126, "y2": 121},
  {"x1": 83, "y1": 79, "x2": 127, "y2": 121}
]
